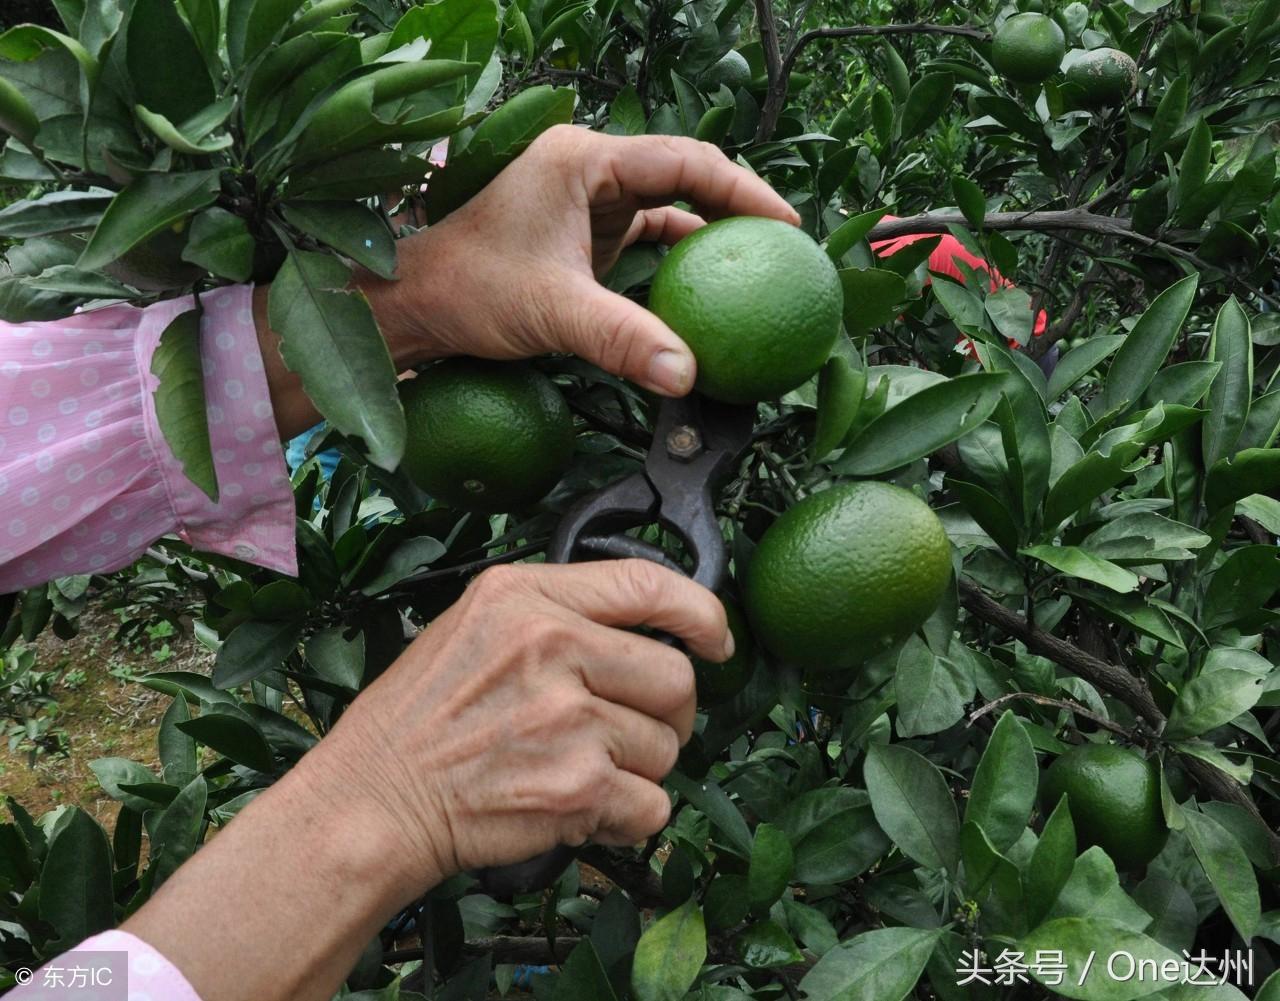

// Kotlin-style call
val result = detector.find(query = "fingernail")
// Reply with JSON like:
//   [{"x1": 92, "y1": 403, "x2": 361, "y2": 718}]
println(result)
[
  {"x1": 649, "y1": 349, "x2": 693, "y2": 395},
  {"x1": 722, "y1": 629, "x2": 736, "y2": 660}
]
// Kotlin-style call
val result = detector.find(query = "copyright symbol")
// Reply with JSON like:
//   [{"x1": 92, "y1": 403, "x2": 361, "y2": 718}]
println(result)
[{"x1": 15, "y1": 967, "x2": 32, "y2": 985}]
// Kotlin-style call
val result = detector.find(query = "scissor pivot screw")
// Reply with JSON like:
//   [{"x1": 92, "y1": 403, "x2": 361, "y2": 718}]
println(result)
[{"x1": 666, "y1": 424, "x2": 703, "y2": 461}]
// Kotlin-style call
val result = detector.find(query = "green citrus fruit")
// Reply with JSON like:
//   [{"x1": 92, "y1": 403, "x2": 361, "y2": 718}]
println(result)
[
  {"x1": 1039, "y1": 743, "x2": 1168, "y2": 871},
  {"x1": 701, "y1": 50, "x2": 752, "y2": 91},
  {"x1": 694, "y1": 598, "x2": 755, "y2": 705},
  {"x1": 399, "y1": 359, "x2": 574, "y2": 514},
  {"x1": 1065, "y1": 47, "x2": 1138, "y2": 106},
  {"x1": 743, "y1": 482, "x2": 952, "y2": 672},
  {"x1": 991, "y1": 13, "x2": 1067, "y2": 84},
  {"x1": 648, "y1": 217, "x2": 843, "y2": 404}
]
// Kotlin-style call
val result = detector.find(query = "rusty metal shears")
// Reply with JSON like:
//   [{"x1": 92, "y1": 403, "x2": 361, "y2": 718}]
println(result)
[{"x1": 474, "y1": 392, "x2": 755, "y2": 897}]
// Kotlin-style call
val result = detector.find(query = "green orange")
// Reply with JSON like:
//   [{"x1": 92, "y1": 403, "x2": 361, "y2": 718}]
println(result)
[
  {"x1": 991, "y1": 13, "x2": 1066, "y2": 84},
  {"x1": 744, "y1": 482, "x2": 952, "y2": 672},
  {"x1": 399, "y1": 359, "x2": 574, "y2": 514},
  {"x1": 1066, "y1": 47, "x2": 1138, "y2": 106},
  {"x1": 648, "y1": 217, "x2": 843, "y2": 404},
  {"x1": 1040, "y1": 743, "x2": 1168, "y2": 871}
]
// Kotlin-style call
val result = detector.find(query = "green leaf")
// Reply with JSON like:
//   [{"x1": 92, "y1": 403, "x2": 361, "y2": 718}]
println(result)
[
  {"x1": 953, "y1": 176, "x2": 985, "y2": 230},
  {"x1": 213, "y1": 619, "x2": 305, "y2": 689},
  {"x1": 149, "y1": 775, "x2": 207, "y2": 888},
  {"x1": 783, "y1": 788, "x2": 889, "y2": 884},
  {"x1": 799, "y1": 926, "x2": 941, "y2": 1001},
  {"x1": 281, "y1": 201, "x2": 397, "y2": 279},
  {"x1": 864, "y1": 743, "x2": 959, "y2": 872},
  {"x1": 1177, "y1": 119, "x2": 1212, "y2": 204},
  {"x1": 158, "y1": 694, "x2": 197, "y2": 788},
  {"x1": 1149, "y1": 74, "x2": 1187, "y2": 153},
  {"x1": 0, "y1": 190, "x2": 112, "y2": 239},
  {"x1": 1018, "y1": 918, "x2": 1178, "y2": 1000},
  {"x1": 812, "y1": 355, "x2": 865, "y2": 461},
  {"x1": 836, "y1": 373, "x2": 1003, "y2": 475},
  {"x1": 1201, "y1": 297, "x2": 1252, "y2": 468},
  {"x1": 824, "y1": 207, "x2": 888, "y2": 262},
  {"x1": 1133, "y1": 873, "x2": 1197, "y2": 953},
  {"x1": 556, "y1": 939, "x2": 619, "y2": 1001},
  {"x1": 292, "y1": 59, "x2": 476, "y2": 162},
  {"x1": 1182, "y1": 808, "x2": 1260, "y2": 941},
  {"x1": 426, "y1": 85, "x2": 575, "y2": 221},
  {"x1": 359, "y1": 536, "x2": 448, "y2": 595},
  {"x1": 900, "y1": 72, "x2": 953, "y2": 140},
  {"x1": 1203, "y1": 545, "x2": 1280, "y2": 630},
  {"x1": 630, "y1": 899, "x2": 706, "y2": 1001},
  {"x1": 747, "y1": 823, "x2": 793, "y2": 915},
  {"x1": 1046, "y1": 847, "x2": 1153, "y2": 930},
  {"x1": 608, "y1": 85, "x2": 646, "y2": 136},
  {"x1": 306, "y1": 626, "x2": 365, "y2": 690},
  {"x1": 737, "y1": 921, "x2": 804, "y2": 968},
  {"x1": 387, "y1": 0, "x2": 499, "y2": 71},
  {"x1": 1100, "y1": 275, "x2": 1198, "y2": 414},
  {"x1": 227, "y1": 0, "x2": 308, "y2": 68},
  {"x1": 1205, "y1": 448, "x2": 1280, "y2": 512},
  {"x1": 127, "y1": 0, "x2": 215, "y2": 122},
  {"x1": 89, "y1": 757, "x2": 162, "y2": 814},
  {"x1": 150, "y1": 308, "x2": 218, "y2": 502},
  {"x1": 1020, "y1": 545, "x2": 1140, "y2": 593},
  {"x1": 0, "y1": 75, "x2": 40, "y2": 149},
  {"x1": 894, "y1": 635, "x2": 971, "y2": 737},
  {"x1": 1165, "y1": 670, "x2": 1265, "y2": 739},
  {"x1": 182, "y1": 208, "x2": 254, "y2": 282},
  {"x1": 839, "y1": 267, "x2": 906, "y2": 333},
  {"x1": 667, "y1": 771, "x2": 752, "y2": 858},
  {"x1": 965, "y1": 710, "x2": 1036, "y2": 852},
  {"x1": 135, "y1": 104, "x2": 233, "y2": 155},
  {"x1": 178, "y1": 712, "x2": 276, "y2": 772},
  {"x1": 268, "y1": 250, "x2": 405, "y2": 470},
  {"x1": 985, "y1": 285, "x2": 1035, "y2": 345},
  {"x1": 79, "y1": 171, "x2": 221, "y2": 272},
  {"x1": 1026, "y1": 795, "x2": 1076, "y2": 926},
  {"x1": 286, "y1": 148, "x2": 430, "y2": 201},
  {"x1": 535, "y1": 0, "x2": 592, "y2": 56},
  {"x1": 37, "y1": 809, "x2": 114, "y2": 950}
]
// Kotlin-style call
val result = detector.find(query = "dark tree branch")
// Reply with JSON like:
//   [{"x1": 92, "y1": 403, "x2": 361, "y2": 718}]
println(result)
[
  {"x1": 958, "y1": 577, "x2": 1280, "y2": 864},
  {"x1": 753, "y1": 0, "x2": 786, "y2": 142},
  {"x1": 782, "y1": 23, "x2": 989, "y2": 81}
]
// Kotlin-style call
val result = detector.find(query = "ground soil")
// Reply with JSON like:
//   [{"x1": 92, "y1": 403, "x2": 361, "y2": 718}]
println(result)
[{"x1": 0, "y1": 606, "x2": 213, "y2": 829}]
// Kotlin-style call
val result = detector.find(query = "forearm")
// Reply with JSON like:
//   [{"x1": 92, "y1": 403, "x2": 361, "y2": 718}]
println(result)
[{"x1": 121, "y1": 739, "x2": 435, "y2": 1001}]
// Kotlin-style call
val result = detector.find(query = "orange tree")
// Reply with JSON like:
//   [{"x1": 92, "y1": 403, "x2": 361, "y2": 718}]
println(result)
[{"x1": 2, "y1": 0, "x2": 1280, "y2": 998}]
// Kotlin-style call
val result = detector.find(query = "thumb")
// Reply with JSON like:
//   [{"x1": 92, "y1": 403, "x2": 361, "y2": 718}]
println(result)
[{"x1": 548, "y1": 272, "x2": 696, "y2": 396}]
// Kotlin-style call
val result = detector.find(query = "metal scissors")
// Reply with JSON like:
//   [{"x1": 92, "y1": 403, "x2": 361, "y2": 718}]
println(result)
[{"x1": 474, "y1": 392, "x2": 755, "y2": 897}]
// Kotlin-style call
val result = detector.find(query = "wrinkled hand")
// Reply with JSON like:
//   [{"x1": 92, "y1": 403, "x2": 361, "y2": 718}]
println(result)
[
  {"x1": 319, "y1": 559, "x2": 731, "y2": 882},
  {"x1": 374, "y1": 126, "x2": 799, "y2": 396}
]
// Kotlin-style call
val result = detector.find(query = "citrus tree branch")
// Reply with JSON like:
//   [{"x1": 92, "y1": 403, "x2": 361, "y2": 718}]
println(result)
[
  {"x1": 781, "y1": 23, "x2": 990, "y2": 80},
  {"x1": 753, "y1": 0, "x2": 786, "y2": 142},
  {"x1": 968, "y1": 691, "x2": 1137, "y2": 739},
  {"x1": 958, "y1": 577, "x2": 1280, "y2": 863}
]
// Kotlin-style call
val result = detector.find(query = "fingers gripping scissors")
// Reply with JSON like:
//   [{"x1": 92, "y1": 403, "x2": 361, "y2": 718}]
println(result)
[{"x1": 474, "y1": 393, "x2": 755, "y2": 897}]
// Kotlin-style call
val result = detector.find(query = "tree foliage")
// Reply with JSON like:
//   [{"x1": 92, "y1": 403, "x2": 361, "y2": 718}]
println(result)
[{"x1": 2, "y1": 0, "x2": 1280, "y2": 998}]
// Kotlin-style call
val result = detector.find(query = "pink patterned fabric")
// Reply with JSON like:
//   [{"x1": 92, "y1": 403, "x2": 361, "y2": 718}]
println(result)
[
  {"x1": 0, "y1": 285, "x2": 297, "y2": 592},
  {"x1": 8, "y1": 930, "x2": 203, "y2": 1001}
]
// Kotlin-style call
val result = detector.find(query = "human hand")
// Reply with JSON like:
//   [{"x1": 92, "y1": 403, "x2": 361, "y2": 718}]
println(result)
[
  {"x1": 318, "y1": 559, "x2": 732, "y2": 884},
  {"x1": 367, "y1": 126, "x2": 799, "y2": 396}
]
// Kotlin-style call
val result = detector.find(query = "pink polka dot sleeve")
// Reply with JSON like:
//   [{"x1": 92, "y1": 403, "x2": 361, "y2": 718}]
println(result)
[
  {"x1": 0, "y1": 285, "x2": 298, "y2": 592},
  {"x1": 8, "y1": 930, "x2": 203, "y2": 1001}
]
